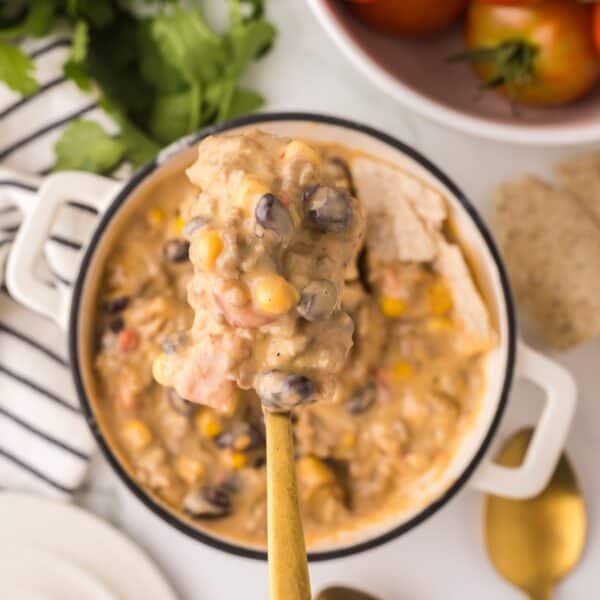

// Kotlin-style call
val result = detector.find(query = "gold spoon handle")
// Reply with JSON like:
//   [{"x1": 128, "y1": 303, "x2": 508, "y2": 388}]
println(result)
[{"x1": 265, "y1": 410, "x2": 311, "y2": 600}]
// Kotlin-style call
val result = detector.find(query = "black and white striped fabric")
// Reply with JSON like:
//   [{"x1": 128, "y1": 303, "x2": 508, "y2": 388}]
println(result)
[{"x1": 0, "y1": 35, "x2": 121, "y2": 498}]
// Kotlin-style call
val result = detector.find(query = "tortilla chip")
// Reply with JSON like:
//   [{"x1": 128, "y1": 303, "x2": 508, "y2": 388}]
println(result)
[
  {"x1": 494, "y1": 176, "x2": 600, "y2": 349},
  {"x1": 558, "y1": 151, "x2": 600, "y2": 228},
  {"x1": 351, "y1": 157, "x2": 442, "y2": 262},
  {"x1": 434, "y1": 237, "x2": 495, "y2": 356}
]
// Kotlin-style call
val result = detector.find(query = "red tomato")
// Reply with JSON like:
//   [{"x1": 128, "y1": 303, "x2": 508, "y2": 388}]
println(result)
[
  {"x1": 594, "y1": 4, "x2": 600, "y2": 54},
  {"x1": 462, "y1": 0, "x2": 600, "y2": 105},
  {"x1": 350, "y1": 0, "x2": 469, "y2": 36},
  {"x1": 476, "y1": 0, "x2": 542, "y2": 5}
]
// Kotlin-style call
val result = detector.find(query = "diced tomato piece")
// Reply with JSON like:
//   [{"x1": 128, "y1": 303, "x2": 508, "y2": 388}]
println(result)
[{"x1": 118, "y1": 328, "x2": 140, "y2": 353}]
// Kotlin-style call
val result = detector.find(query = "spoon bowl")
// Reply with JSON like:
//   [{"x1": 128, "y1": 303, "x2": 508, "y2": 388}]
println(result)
[
  {"x1": 484, "y1": 428, "x2": 586, "y2": 599},
  {"x1": 316, "y1": 586, "x2": 380, "y2": 600}
]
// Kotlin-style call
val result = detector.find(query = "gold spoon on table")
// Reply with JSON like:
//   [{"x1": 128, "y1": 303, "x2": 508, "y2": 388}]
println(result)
[
  {"x1": 265, "y1": 410, "x2": 311, "y2": 600},
  {"x1": 316, "y1": 586, "x2": 380, "y2": 599},
  {"x1": 484, "y1": 428, "x2": 586, "y2": 600}
]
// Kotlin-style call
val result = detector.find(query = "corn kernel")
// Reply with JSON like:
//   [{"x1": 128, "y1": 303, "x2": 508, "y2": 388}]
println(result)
[
  {"x1": 175, "y1": 455, "x2": 205, "y2": 485},
  {"x1": 282, "y1": 140, "x2": 320, "y2": 165},
  {"x1": 225, "y1": 450, "x2": 247, "y2": 471},
  {"x1": 234, "y1": 177, "x2": 270, "y2": 215},
  {"x1": 428, "y1": 281, "x2": 453, "y2": 315},
  {"x1": 297, "y1": 456, "x2": 335, "y2": 488},
  {"x1": 252, "y1": 273, "x2": 299, "y2": 315},
  {"x1": 195, "y1": 409, "x2": 223, "y2": 439},
  {"x1": 426, "y1": 316, "x2": 454, "y2": 334},
  {"x1": 122, "y1": 420, "x2": 152, "y2": 451},
  {"x1": 190, "y1": 229, "x2": 223, "y2": 271},
  {"x1": 339, "y1": 431, "x2": 356, "y2": 451},
  {"x1": 379, "y1": 296, "x2": 407, "y2": 319},
  {"x1": 391, "y1": 361, "x2": 413, "y2": 382},
  {"x1": 152, "y1": 352, "x2": 171, "y2": 385},
  {"x1": 173, "y1": 215, "x2": 185, "y2": 236},
  {"x1": 147, "y1": 207, "x2": 165, "y2": 226}
]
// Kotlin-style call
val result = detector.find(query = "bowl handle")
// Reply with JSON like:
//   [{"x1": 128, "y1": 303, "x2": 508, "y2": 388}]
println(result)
[
  {"x1": 470, "y1": 341, "x2": 577, "y2": 499},
  {"x1": 5, "y1": 171, "x2": 122, "y2": 330}
]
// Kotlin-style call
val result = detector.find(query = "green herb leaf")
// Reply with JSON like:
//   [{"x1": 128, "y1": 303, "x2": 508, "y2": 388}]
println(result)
[
  {"x1": 225, "y1": 17, "x2": 276, "y2": 78},
  {"x1": 63, "y1": 20, "x2": 91, "y2": 90},
  {"x1": 230, "y1": 0, "x2": 265, "y2": 23},
  {"x1": 225, "y1": 87, "x2": 264, "y2": 120},
  {"x1": 100, "y1": 96, "x2": 160, "y2": 167},
  {"x1": 0, "y1": 42, "x2": 38, "y2": 95},
  {"x1": 66, "y1": 0, "x2": 115, "y2": 29},
  {"x1": 149, "y1": 6, "x2": 226, "y2": 86},
  {"x1": 0, "y1": 0, "x2": 57, "y2": 40},
  {"x1": 87, "y1": 15, "x2": 152, "y2": 116},
  {"x1": 149, "y1": 85, "x2": 203, "y2": 144},
  {"x1": 137, "y1": 19, "x2": 186, "y2": 94},
  {"x1": 54, "y1": 119, "x2": 125, "y2": 174}
]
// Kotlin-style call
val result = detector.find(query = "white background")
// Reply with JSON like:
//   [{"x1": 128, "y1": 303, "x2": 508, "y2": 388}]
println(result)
[{"x1": 84, "y1": 2, "x2": 600, "y2": 598}]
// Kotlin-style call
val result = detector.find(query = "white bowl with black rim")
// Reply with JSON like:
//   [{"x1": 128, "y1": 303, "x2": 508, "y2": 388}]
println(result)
[{"x1": 6, "y1": 113, "x2": 576, "y2": 560}]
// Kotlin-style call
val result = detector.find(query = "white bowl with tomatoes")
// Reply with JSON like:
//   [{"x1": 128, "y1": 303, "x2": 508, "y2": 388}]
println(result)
[{"x1": 307, "y1": 0, "x2": 600, "y2": 145}]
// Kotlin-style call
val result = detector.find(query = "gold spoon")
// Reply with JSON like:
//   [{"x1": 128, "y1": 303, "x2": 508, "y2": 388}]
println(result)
[
  {"x1": 484, "y1": 428, "x2": 586, "y2": 600},
  {"x1": 265, "y1": 410, "x2": 311, "y2": 600},
  {"x1": 316, "y1": 586, "x2": 380, "y2": 600}
]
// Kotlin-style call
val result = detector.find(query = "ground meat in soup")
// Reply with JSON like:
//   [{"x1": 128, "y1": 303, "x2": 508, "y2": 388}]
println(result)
[{"x1": 93, "y1": 132, "x2": 495, "y2": 548}]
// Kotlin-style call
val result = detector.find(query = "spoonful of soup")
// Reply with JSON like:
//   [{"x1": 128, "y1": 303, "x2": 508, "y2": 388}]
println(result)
[{"x1": 152, "y1": 130, "x2": 366, "y2": 600}]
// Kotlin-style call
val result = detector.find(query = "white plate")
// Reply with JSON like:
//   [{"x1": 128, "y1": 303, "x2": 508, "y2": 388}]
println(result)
[
  {"x1": 0, "y1": 543, "x2": 115, "y2": 600},
  {"x1": 0, "y1": 493, "x2": 178, "y2": 600}
]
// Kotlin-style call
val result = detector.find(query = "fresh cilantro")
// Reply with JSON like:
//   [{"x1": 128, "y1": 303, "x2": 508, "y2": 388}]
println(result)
[
  {"x1": 0, "y1": 0, "x2": 57, "y2": 40},
  {"x1": 100, "y1": 96, "x2": 160, "y2": 168},
  {"x1": 137, "y1": 19, "x2": 186, "y2": 94},
  {"x1": 63, "y1": 20, "x2": 90, "y2": 90},
  {"x1": 0, "y1": 0, "x2": 277, "y2": 172},
  {"x1": 149, "y1": 7, "x2": 226, "y2": 86},
  {"x1": 66, "y1": 0, "x2": 115, "y2": 29},
  {"x1": 225, "y1": 87, "x2": 264, "y2": 121},
  {"x1": 54, "y1": 119, "x2": 125, "y2": 173},
  {"x1": 0, "y1": 42, "x2": 37, "y2": 94},
  {"x1": 230, "y1": 0, "x2": 265, "y2": 23},
  {"x1": 149, "y1": 86, "x2": 202, "y2": 145},
  {"x1": 226, "y1": 18, "x2": 276, "y2": 78}
]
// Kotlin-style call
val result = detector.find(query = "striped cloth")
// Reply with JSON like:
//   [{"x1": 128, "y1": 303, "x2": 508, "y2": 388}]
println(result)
[{"x1": 0, "y1": 35, "x2": 120, "y2": 498}]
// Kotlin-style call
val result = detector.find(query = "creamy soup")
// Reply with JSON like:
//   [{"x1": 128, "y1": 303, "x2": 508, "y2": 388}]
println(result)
[{"x1": 93, "y1": 132, "x2": 495, "y2": 547}]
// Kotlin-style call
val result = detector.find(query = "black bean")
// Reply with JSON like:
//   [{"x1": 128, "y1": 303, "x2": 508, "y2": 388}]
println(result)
[
  {"x1": 183, "y1": 485, "x2": 231, "y2": 519},
  {"x1": 257, "y1": 371, "x2": 315, "y2": 412},
  {"x1": 182, "y1": 216, "x2": 209, "y2": 238},
  {"x1": 304, "y1": 185, "x2": 352, "y2": 233},
  {"x1": 254, "y1": 193, "x2": 294, "y2": 240},
  {"x1": 104, "y1": 296, "x2": 129, "y2": 314},
  {"x1": 163, "y1": 238, "x2": 190, "y2": 263},
  {"x1": 251, "y1": 455, "x2": 266, "y2": 469},
  {"x1": 214, "y1": 431, "x2": 234, "y2": 449},
  {"x1": 108, "y1": 316, "x2": 124, "y2": 333},
  {"x1": 215, "y1": 423, "x2": 263, "y2": 451},
  {"x1": 297, "y1": 279, "x2": 337, "y2": 321},
  {"x1": 323, "y1": 156, "x2": 355, "y2": 195},
  {"x1": 357, "y1": 246, "x2": 372, "y2": 293},
  {"x1": 346, "y1": 382, "x2": 376, "y2": 415},
  {"x1": 167, "y1": 390, "x2": 196, "y2": 416}
]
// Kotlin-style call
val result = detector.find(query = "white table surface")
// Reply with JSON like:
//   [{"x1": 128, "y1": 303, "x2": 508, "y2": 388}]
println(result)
[{"x1": 80, "y1": 2, "x2": 600, "y2": 599}]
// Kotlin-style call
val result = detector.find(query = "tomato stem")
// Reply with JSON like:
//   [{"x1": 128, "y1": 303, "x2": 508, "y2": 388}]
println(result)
[{"x1": 449, "y1": 39, "x2": 539, "y2": 101}]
